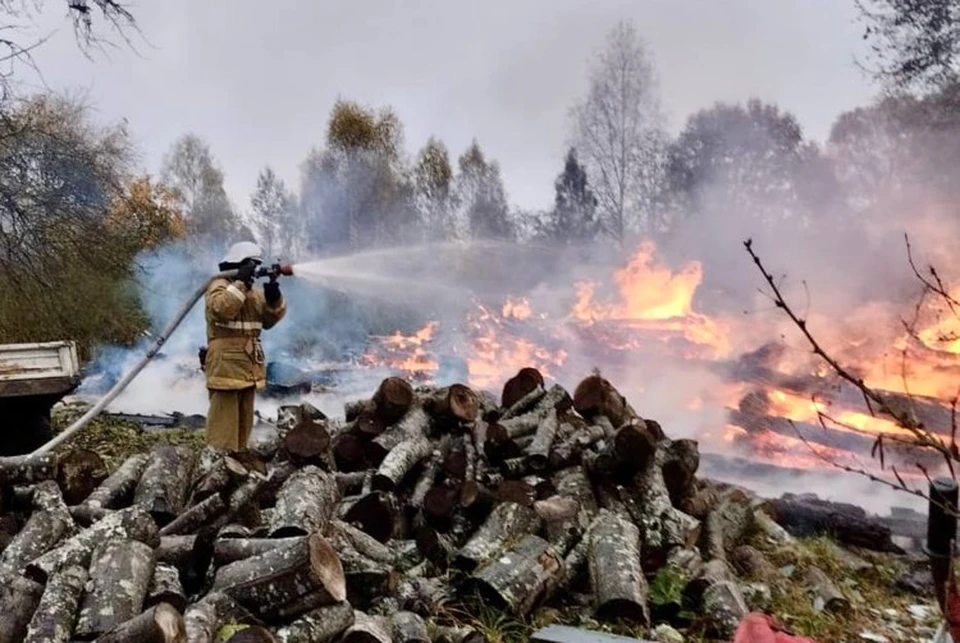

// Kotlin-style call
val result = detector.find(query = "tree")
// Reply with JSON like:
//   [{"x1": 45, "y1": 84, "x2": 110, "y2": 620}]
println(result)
[
  {"x1": 857, "y1": 0, "x2": 960, "y2": 91},
  {"x1": 300, "y1": 98, "x2": 417, "y2": 252},
  {"x1": 250, "y1": 166, "x2": 299, "y2": 259},
  {"x1": 455, "y1": 140, "x2": 511, "y2": 240},
  {"x1": 548, "y1": 147, "x2": 599, "y2": 243},
  {"x1": 161, "y1": 134, "x2": 239, "y2": 242},
  {"x1": 106, "y1": 175, "x2": 185, "y2": 251},
  {"x1": 571, "y1": 20, "x2": 666, "y2": 241},
  {"x1": 664, "y1": 99, "x2": 825, "y2": 227},
  {"x1": 414, "y1": 137, "x2": 456, "y2": 240}
]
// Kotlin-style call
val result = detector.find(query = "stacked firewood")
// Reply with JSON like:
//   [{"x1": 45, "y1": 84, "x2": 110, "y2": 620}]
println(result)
[{"x1": 0, "y1": 368, "x2": 837, "y2": 642}]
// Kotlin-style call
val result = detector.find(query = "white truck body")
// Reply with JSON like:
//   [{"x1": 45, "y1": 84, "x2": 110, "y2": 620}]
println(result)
[{"x1": 0, "y1": 341, "x2": 81, "y2": 398}]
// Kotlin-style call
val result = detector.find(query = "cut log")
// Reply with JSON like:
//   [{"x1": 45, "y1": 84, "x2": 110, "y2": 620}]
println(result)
[
  {"x1": 156, "y1": 535, "x2": 196, "y2": 567},
  {"x1": 455, "y1": 502, "x2": 541, "y2": 572},
  {"x1": 0, "y1": 575, "x2": 43, "y2": 643},
  {"x1": 223, "y1": 626, "x2": 276, "y2": 642},
  {"x1": 464, "y1": 533, "x2": 562, "y2": 616},
  {"x1": 422, "y1": 486, "x2": 458, "y2": 524},
  {"x1": 339, "y1": 544, "x2": 400, "y2": 607},
  {"x1": 184, "y1": 591, "x2": 260, "y2": 643},
  {"x1": 701, "y1": 494, "x2": 753, "y2": 562},
  {"x1": 761, "y1": 494, "x2": 902, "y2": 553},
  {"x1": 269, "y1": 465, "x2": 340, "y2": 538},
  {"x1": 0, "y1": 508, "x2": 72, "y2": 572},
  {"x1": 495, "y1": 479, "x2": 536, "y2": 507},
  {"x1": 414, "y1": 526, "x2": 458, "y2": 571},
  {"x1": 501, "y1": 368, "x2": 545, "y2": 409},
  {"x1": 274, "y1": 602, "x2": 355, "y2": 643},
  {"x1": 146, "y1": 562, "x2": 187, "y2": 612},
  {"x1": 459, "y1": 480, "x2": 494, "y2": 513},
  {"x1": 341, "y1": 610, "x2": 393, "y2": 643},
  {"x1": 0, "y1": 453, "x2": 57, "y2": 486},
  {"x1": 214, "y1": 536, "x2": 306, "y2": 566},
  {"x1": 731, "y1": 545, "x2": 778, "y2": 581},
  {"x1": 337, "y1": 471, "x2": 369, "y2": 495},
  {"x1": 500, "y1": 384, "x2": 546, "y2": 421},
  {"x1": 367, "y1": 407, "x2": 432, "y2": 465},
  {"x1": 702, "y1": 580, "x2": 748, "y2": 639},
  {"x1": 94, "y1": 602, "x2": 185, "y2": 643},
  {"x1": 190, "y1": 455, "x2": 250, "y2": 504},
  {"x1": 588, "y1": 510, "x2": 649, "y2": 624},
  {"x1": 134, "y1": 445, "x2": 196, "y2": 525},
  {"x1": 662, "y1": 438, "x2": 700, "y2": 503},
  {"x1": 158, "y1": 493, "x2": 227, "y2": 537},
  {"x1": 430, "y1": 623, "x2": 485, "y2": 643},
  {"x1": 573, "y1": 373, "x2": 638, "y2": 427},
  {"x1": 753, "y1": 508, "x2": 795, "y2": 545},
  {"x1": 55, "y1": 449, "x2": 108, "y2": 505},
  {"x1": 534, "y1": 496, "x2": 580, "y2": 523},
  {"x1": 29, "y1": 478, "x2": 70, "y2": 513},
  {"x1": 341, "y1": 492, "x2": 398, "y2": 543},
  {"x1": 408, "y1": 451, "x2": 441, "y2": 509},
  {"x1": 69, "y1": 503, "x2": 113, "y2": 526},
  {"x1": 75, "y1": 539, "x2": 156, "y2": 639},
  {"x1": 546, "y1": 465, "x2": 597, "y2": 554},
  {"x1": 346, "y1": 398, "x2": 376, "y2": 423},
  {"x1": 390, "y1": 611, "x2": 430, "y2": 643},
  {"x1": 443, "y1": 437, "x2": 468, "y2": 480},
  {"x1": 424, "y1": 384, "x2": 480, "y2": 426},
  {"x1": 331, "y1": 519, "x2": 396, "y2": 563},
  {"x1": 525, "y1": 408, "x2": 559, "y2": 471},
  {"x1": 685, "y1": 558, "x2": 736, "y2": 601},
  {"x1": 374, "y1": 377, "x2": 416, "y2": 424},
  {"x1": 803, "y1": 565, "x2": 850, "y2": 613},
  {"x1": 24, "y1": 505, "x2": 159, "y2": 583},
  {"x1": 395, "y1": 576, "x2": 450, "y2": 616},
  {"x1": 283, "y1": 419, "x2": 332, "y2": 466},
  {"x1": 83, "y1": 453, "x2": 150, "y2": 509},
  {"x1": 334, "y1": 434, "x2": 368, "y2": 472},
  {"x1": 23, "y1": 564, "x2": 87, "y2": 643},
  {"x1": 373, "y1": 436, "x2": 434, "y2": 493},
  {"x1": 212, "y1": 532, "x2": 346, "y2": 616},
  {"x1": 613, "y1": 418, "x2": 657, "y2": 470}
]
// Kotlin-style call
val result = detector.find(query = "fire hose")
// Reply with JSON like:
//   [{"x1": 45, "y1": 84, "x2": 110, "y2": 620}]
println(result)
[{"x1": 29, "y1": 262, "x2": 294, "y2": 457}]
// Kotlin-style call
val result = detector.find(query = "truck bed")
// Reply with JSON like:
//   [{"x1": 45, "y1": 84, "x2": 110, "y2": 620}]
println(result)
[{"x1": 0, "y1": 341, "x2": 81, "y2": 398}]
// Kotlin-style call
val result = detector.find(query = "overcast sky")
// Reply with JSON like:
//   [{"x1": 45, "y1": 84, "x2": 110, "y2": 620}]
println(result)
[{"x1": 24, "y1": 0, "x2": 876, "y2": 213}]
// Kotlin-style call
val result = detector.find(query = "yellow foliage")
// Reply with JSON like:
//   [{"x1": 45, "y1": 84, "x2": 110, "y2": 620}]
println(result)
[
  {"x1": 107, "y1": 175, "x2": 186, "y2": 248},
  {"x1": 327, "y1": 98, "x2": 402, "y2": 157}
]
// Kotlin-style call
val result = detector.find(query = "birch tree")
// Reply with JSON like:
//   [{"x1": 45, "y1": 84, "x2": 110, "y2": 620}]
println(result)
[{"x1": 571, "y1": 20, "x2": 666, "y2": 242}]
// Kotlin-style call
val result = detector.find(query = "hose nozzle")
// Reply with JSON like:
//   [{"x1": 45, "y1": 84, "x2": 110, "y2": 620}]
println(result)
[{"x1": 256, "y1": 262, "x2": 294, "y2": 280}]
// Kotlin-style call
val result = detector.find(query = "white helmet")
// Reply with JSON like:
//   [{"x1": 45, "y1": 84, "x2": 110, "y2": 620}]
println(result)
[{"x1": 220, "y1": 241, "x2": 263, "y2": 265}]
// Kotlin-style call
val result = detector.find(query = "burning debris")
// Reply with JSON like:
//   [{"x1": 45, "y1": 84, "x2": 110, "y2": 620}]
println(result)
[{"x1": 0, "y1": 368, "x2": 944, "y2": 642}]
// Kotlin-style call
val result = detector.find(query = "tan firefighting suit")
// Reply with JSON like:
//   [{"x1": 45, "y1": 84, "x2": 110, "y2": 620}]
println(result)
[{"x1": 204, "y1": 277, "x2": 286, "y2": 451}]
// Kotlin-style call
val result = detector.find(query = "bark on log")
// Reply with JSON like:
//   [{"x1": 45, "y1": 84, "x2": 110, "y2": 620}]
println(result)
[
  {"x1": 762, "y1": 494, "x2": 902, "y2": 553},
  {"x1": 274, "y1": 602, "x2": 355, "y2": 643},
  {"x1": 69, "y1": 503, "x2": 112, "y2": 526},
  {"x1": 0, "y1": 508, "x2": 72, "y2": 572},
  {"x1": 269, "y1": 465, "x2": 340, "y2": 538},
  {"x1": 94, "y1": 602, "x2": 185, "y2": 643},
  {"x1": 422, "y1": 486, "x2": 458, "y2": 525},
  {"x1": 701, "y1": 496, "x2": 753, "y2": 562},
  {"x1": 414, "y1": 526, "x2": 458, "y2": 571},
  {"x1": 753, "y1": 508, "x2": 795, "y2": 545},
  {"x1": 190, "y1": 455, "x2": 250, "y2": 504},
  {"x1": 395, "y1": 577, "x2": 450, "y2": 617},
  {"x1": 23, "y1": 564, "x2": 87, "y2": 643},
  {"x1": 156, "y1": 535, "x2": 196, "y2": 567},
  {"x1": 334, "y1": 434, "x2": 368, "y2": 472},
  {"x1": 459, "y1": 480, "x2": 494, "y2": 513},
  {"x1": 158, "y1": 493, "x2": 227, "y2": 537},
  {"x1": 336, "y1": 471, "x2": 368, "y2": 495},
  {"x1": 29, "y1": 478, "x2": 69, "y2": 513},
  {"x1": 367, "y1": 407, "x2": 432, "y2": 465},
  {"x1": 500, "y1": 384, "x2": 546, "y2": 421},
  {"x1": 75, "y1": 539, "x2": 156, "y2": 639},
  {"x1": 341, "y1": 610, "x2": 393, "y2": 643},
  {"x1": 146, "y1": 562, "x2": 187, "y2": 612},
  {"x1": 430, "y1": 623, "x2": 485, "y2": 643},
  {"x1": 685, "y1": 558, "x2": 736, "y2": 601},
  {"x1": 83, "y1": 453, "x2": 150, "y2": 509},
  {"x1": 588, "y1": 510, "x2": 649, "y2": 624},
  {"x1": 25, "y1": 505, "x2": 159, "y2": 583},
  {"x1": 134, "y1": 445, "x2": 196, "y2": 525},
  {"x1": 184, "y1": 591, "x2": 260, "y2": 643},
  {"x1": 455, "y1": 502, "x2": 541, "y2": 572},
  {"x1": 613, "y1": 418, "x2": 657, "y2": 470},
  {"x1": 662, "y1": 438, "x2": 700, "y2": 503},
  {"x1": 573, "y1": 374, "x2": 637, "y2": 428},
  {"x1": 373, "y1": 437, "x2": 433, "y2": 493},
  {"x1": 731, "y1": 545, "x2": 778, "y2": 581},
  {"x1": 283, "y1": 419, "x2": 332, "y2": 466},
  {"x1": 501, "y1": 368, "x2": 545, "y2": 409},
  {"x1": 408, "y1": 451, "x2": 441, "y2": 509},
  {"x1": 495, "y1": 479, "x2": 536, "y2": 507},
  {"x1": 346, "y1": 398, "x2": 375, "y2": 423},
  {"x1": 339, "y1": 545, "x2": 400, "y2": 607},
  {"x1": 464, "y1": 533, "x2": 562, "y2": 616},
  {"x1": 0, "y1": 575, "x2": 43, "y2": 643},
  {"x1": 374, "y1": 377, "x2": 416, "y2": 425},
  {"x1": 534, "y1": 496, "x2": 580, "y2": 524},
  {"x1": 702, "y1": 580, "x2": 748, "y2": 639},
  {"x1": 546, "y1": 465, "x2": 597, "y2": 554},
  {"x1": 341, "y1": 492, "x2": 397, "y2": 543},
  {"x1": 55, "y1": 449, "x2": 108, "y2": 505},
  {"x1": 424, "y1": 384, "x2": 480, "y2": 426},
  {"x1": 331, "y1": 520, "x2": 396, "y2": 564},
  {"x1": 390, "y1": 611, "x2": 430, "y2": 643},
  {"x1": 214, "y1": 537, "x2": 306, "y2": 566},
  {"x1": 525, "y1": 408, "x2": 559, "y2": 471},
  {"x1": 212, "y1": 533, "x2": 346, "y2": 616},
  {"x1": 803, "y1": 565, "x2": 850, "y2": 613},
  {"x1": 0, "y1": 454, "x2": 56, "y2": 486},
  {"x1": 224, "y1": 625, "x2": 276, "y2": 642}
]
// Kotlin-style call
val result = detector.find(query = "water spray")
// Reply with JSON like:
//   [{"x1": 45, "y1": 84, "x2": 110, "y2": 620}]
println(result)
[{"x1": 29, "y1": 263, "x2": 294, "y2": 456}]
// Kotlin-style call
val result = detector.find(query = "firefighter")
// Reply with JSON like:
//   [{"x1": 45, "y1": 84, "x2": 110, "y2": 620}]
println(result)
[{"x1": 203, "y1": 241, "x2": 286, "y2": 451}]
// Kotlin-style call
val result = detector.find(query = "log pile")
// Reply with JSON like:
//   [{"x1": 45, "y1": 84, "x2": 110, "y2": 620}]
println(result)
[{"x1": 0, "y1": 369, "x2": 882, "y2": 642}]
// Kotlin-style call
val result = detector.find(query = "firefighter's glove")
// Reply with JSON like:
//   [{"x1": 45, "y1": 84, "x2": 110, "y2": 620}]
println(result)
[
  {"x1": 235, "y1": 262, "x2": 256, "y2": 288},
  {"x1": 264, "y1": 281, "x2": 282, "y2": 306}
]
